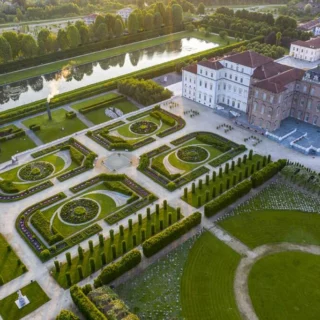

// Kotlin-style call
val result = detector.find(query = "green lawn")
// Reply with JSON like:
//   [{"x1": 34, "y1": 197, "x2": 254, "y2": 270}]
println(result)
[
  {"x1": 22, "y1": 108, "x2": 87, "y2": 143},
  {"x1": 115, "y1": 235, "x2": 199, "y2": 319},
  {"x1": 0, "y1": 125, "x2": 36, "y2": 164},
  {"x1": 0, "y1": 281, "x2": 49, "y2": 320},
  {"x1": 218, "y1": 182, "x2": 320, "y2": 248},
  {"x1": 182, "y1": 154, "x2": 262, "y2": 208},
  {"x1": 84, "y1": 100, "x2": 138, "y2": 125},
  {"x1": 71, "y1": 92, "x2": 119, "y2": 110},
  {"x1": 53, "y1": 206, "x2": 180, "y2": 288},
  {"x1": 181, "y1": 232, "x2": 242, "y2": 320},
  {"x1": 0, "y1": 31, "x2": 234, "y2": 85},
  {"x1": 0, "y1": 234, "x2": 27, "y2": 284},
  {"x1": 152, "y1": 138, "x2": 223, "y2": 179},
  {"x1": 249, "y1": 251, "x2": 320, "y2": 320}
]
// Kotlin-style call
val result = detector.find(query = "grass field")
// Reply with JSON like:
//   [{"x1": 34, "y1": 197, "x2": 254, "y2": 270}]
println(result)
[
  {"x1": 180, "y1": 231, "x2": 242, "y2": 320},
  {"x1": 115, "y1": 234, "x2": 199, "y2": 319},
  {"x1": 0, "y1": 234, "x2": 27, "y2": 284},
  {"x1": 218, "y1": 182, "x2": 320, "y2": 248},
  {"x1": 0, "y1": 125, "x2": 36, "y2": 164},
  {"x1": 0, "y1": 281, "x2": 49, "y2": 320},
  {"x1": 0, "y1": 31, "x2": 234, "y2": 85},
  {"x1": 53, "y1": 205, "x2": 180, "y2": 288},
  {"x1": 249, "y1": 251, "x2": 320, "y2": 320},
  {"x1": 84, "y1": 100, "x2": 138, "y2": 125},
  {"x1": 22, "y1": 108, "x2": 87, "y2": 143}
]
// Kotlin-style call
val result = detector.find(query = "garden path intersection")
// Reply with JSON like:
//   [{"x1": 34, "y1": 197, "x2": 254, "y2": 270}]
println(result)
[{"x1": 0, "y1": 95, "x2": 319, "y2": 319}]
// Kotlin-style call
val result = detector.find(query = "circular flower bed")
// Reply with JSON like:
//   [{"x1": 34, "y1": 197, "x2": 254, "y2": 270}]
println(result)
[
  {"x1": 60, "y1": 199, "x2": 99, "y2": 224},
  {"x1": 19, "y1": 161, "x2": 54, "y2": 181},
  {"x1": 177, "y1": 146, "x2": 209, "y2": 163},
  {"x1": 130, "y1": 121, "x2": 158, "y2": 134}
]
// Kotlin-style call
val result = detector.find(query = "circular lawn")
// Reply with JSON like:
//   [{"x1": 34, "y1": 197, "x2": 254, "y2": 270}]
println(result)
[
  {"x1": 248, "y1": 251, "x2": 320, "y2": 320},
  {"x1": 130, "y1": 121, "x2": 158, "y2": 135},
  {"x1": 177, "y1": 146, "x2": 209, "y2": 163},
  {"x1": 19, "y1": 161, "x2": 54, "y2": 181}
]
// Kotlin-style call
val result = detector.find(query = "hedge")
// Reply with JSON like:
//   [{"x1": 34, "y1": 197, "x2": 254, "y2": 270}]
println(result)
[
  {"x1": 79, "y1": 95, "x2": 126, "y2": 114},
  {"x1": 70, "y1": 146, "x2": 84, "y2": 166},
  {"x1": 66, "y1": 111, "x2": 77, "y2": 119},
  {"x1": 31, "y1": 210, "x2": 64, "y2": 245},
  {"x1": 95, "y1": 249, "x2": 141, "y2": 287},
  {"x1": 70, "y1": 285, "x2": 106, "y2": 320},
  {"x1": 150, "y1": 110, "x2": 176, "y2": 126},
  {"x1": 0, "y1": 37, "x2": 259, "y2": 126},
  {"x1": 0, "y1": 128, "x2": 25, "y2": 142},
  {"x1": 0, "y1": 180, "x2": 19, "y2": 193},
  {"x1": 251, "y1": 159, "x2": 286, "y2": 188},
  {"x1": 204, "y1": 179, "x2": 252, "y2": 217},
  {"x1": 142, "y1": 212, "x2": 202, "y2": 257}
]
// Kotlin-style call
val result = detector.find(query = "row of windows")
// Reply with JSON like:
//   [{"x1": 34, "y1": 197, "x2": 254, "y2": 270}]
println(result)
[
  {"x1": 254, "y1": 90, "x2": 278, "y2": 103},
  {"x1": 223, "y1": 72, "x2": 244, "y2": 83},
  {"x1": 292, "y1": 109, "x2": 319, "y2": 125},
  {"x1": 253, "y1": 103, "x2": 281, "y2": 117}
]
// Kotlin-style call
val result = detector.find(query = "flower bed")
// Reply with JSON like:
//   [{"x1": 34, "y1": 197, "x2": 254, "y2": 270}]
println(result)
[
  {"x1": 130, "y1": 121, "x2": 158, "y2": 134},
  {"x1": 60, "y1": 199, "x2": 99, "y2": 224},
  {"x1": 177, "y1": 146, "x2": 209, "y2": 163},
  {"x1": 19, "y1": 161, "x2": 54, "y2": 181}
]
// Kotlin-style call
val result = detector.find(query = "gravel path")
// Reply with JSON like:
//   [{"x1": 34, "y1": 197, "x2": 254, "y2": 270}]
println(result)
[{"x1": 163, "y1": 152, "x2": 185, "y2": 175}]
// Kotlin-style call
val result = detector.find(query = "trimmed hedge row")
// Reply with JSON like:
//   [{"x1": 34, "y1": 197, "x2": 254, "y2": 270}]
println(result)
[
  {"x1": 70, "y1": 285, "x2": 106, "y2": 320},
  {"x1": 251, "y1": 159, "x2": 286, "y2": 188},
  {"x1": 0, "y1": 128, "x2": 25, "y2": 142},
  {"x1": 204, "y1": 180, "x2": 252, "y2": 217},
  {"x1": 70, "y1": 146, "x2": 84, "y2": 166},
  {"x1": 0, "y1": 37, "x2": 258, "y2": 126},
  {"x1": 79, "y1": 95, "x2": 126, "y2": 114},
  {"x1": 0, "y1": 180, "x2": 19, "y2": 193},
  {"x1": 150, "y1": 110, "x2": 175, "y2": 126},
  {"x1": 142, "y1": 212, "x2": 202, "y2": 258},
  {"x1": 31, "y1": 210, "x2": 64, "y2": 245},
  {"x1": 94, "y1": 249, "x2": 142, "y2": 287}
]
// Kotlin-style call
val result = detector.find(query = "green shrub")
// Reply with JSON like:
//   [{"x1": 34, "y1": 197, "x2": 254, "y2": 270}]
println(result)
[
  {"x1": 95, "y1": 250, "x2": 141, "y2": 286},
  {"x1": 56, "y1": 309, "x2": 80, "y2": 320},
  {"x1": 31, "y1": 210, "x2": 64, "y2": 245},
  {"x1": 66, "y1": 111, "x2": 77, "y2": 119},
  {"x1": 150, "y1": 110, "x2": 176, "y2": 126},
  {"x1": 142, "y1": 212, "x2": 202, "y2": 257},
  {"x1": 204, "y1": 180, "x2": 252, "y2": 217},
  {"x1": 0, "y1": 180, "x2": 19, "y2": 193},
  {"x1": 70, "y1": 285, "x2": 106, "y2": 320},
  {"x1": 251, "y1": 159, "x2": 286, "y2": 188},
  {"x1": 70, "y1": 146, "x2": 84, "y2": 166}
]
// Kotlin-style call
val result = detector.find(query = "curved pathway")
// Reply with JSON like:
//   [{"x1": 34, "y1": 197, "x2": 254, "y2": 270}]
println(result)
[
  {"x1": 234, "y1": 243, "x2": 320, "y2": 320},
  {"x1": 163, "y1": 152, "x2": 185, "y2": 175}
]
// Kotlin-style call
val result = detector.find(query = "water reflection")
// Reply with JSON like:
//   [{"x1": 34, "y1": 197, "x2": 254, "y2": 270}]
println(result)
[{"x1": 0, "y1": 38, "x2": 218, "y2": 110}]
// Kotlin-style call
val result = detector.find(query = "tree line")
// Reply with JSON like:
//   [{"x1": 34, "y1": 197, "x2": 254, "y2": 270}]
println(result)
[{"x1": 0, "y1": 1, "x2": 188, "y2": 64}]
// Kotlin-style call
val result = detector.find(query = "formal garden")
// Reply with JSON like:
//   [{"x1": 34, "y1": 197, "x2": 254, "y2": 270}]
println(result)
[
  {"x1": 87, "y1": 105, "x2": 185, "y2": 152},
  {"x1": 138, "y1": 131, "x2": 246, "y2": 191},
  {"x1": 0, "y1": 138, "x2": 95, "y2": 198}
]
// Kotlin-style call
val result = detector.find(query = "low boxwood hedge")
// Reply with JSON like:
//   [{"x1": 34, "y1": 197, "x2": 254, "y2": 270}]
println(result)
[
  {"x1": 70, "y1": 146, "x2": 84, "y2": 166},
  {"x1": 79, "y1": 95, "x2": 126, "y2": 114},
  {"x1": 142, "y1": 212, "x2": 202, "y2": 258},
  {"x1": 251, "y1": 159, "x2": 286, "y2": 188},
  {"x1": 94, "y1": 249, "x2": 141, "y2": 287},
  {"x1": 0, "y1": 180, "x2": 19, "y2": 193},
  {"x1": 31, "y1": 210, "x2": 64, "y2": 245},
  {"x1": 70, "y1": 285, "x2": 106, "y2": 320}
]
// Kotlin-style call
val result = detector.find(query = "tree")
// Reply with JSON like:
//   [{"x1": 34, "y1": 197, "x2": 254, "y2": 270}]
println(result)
[
  {"x1": 276, "y1": 32, "x2": 282, "y2": 46},
  {"x1": 94, "y1": 15, "x2": 105, "y2": 31},
  {"x1": 2, "y1": 31, "x2": 19, "y2": 59},
  {"x1": 19, "y1": 34, "x2": 38, "y2": 58},
  {"x1": 66, "y1": 25, "x2": 81, "y2": 48},
  {"x1": 136, "y1": 0, "x2": 144, "y2": 9},
  {"x1": 304, "y1": 3, "x2": 312, "y2": 14},
  {"x1": 105, "y1": 13, "x2": 116, "y2": 33},
  {"x1": 172, "y1": 4, "x2": 183, "y2": 26},
  {"x1": 16, "y1": 8, "x2": 23, "y2": 21},
  {"x1": 197, "y1": 2, "x2": 205, "y2": 15},
  {"x1": 275, "y1": 15, "x2": 297, "y2": 30},
  {"x1": 79, "y1": 25, "x2": 89, "y2": 44},
  {"x1": 265, "y1": 31, "x2": 276, "y2": 45},
  {"x1": 56, "y1": 309, "x2": 79, "y2": 320},
  {"x1": 114, "y1": 18, "x2": 124, "y2": 37},
  {"x1": 37, "y1": 29, "x2": 50, "y2": 54},
  {"x1": 128, "y1": 13, "x2": 139, "y2": 34},
  {"x1": 219, "y1": 30, "x2": 228, "y2": 40},
  {"x1": 154, "y1": 11, "x2": 163, "y2": 29},
  {"x1": 57, "y1": 29, "x2": 69, "y2": 51},
  {"x1": 144, "y1": 13, "x2": 154, "y2": 31},
  {"x1": 154, "y1": 1, "x2": 166, "y2": 22},
  {"x1": 95, "y1": 23, "x2": 108, "y2": 41}
]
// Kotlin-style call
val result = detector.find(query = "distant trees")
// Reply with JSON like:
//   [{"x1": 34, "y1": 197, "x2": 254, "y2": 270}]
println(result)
[
  {"x1": 0, "y1": 36, "x2": 12, "y2": 63},
  {"x1": 66, "y1": 25, "x2": 81, "y2": 49},
  {"x1": 197, "y1": 2, "x2": 205, "y2": 15},
  {"x1": 128, "y1": 13, "x2": 139, "y2": 34}
]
